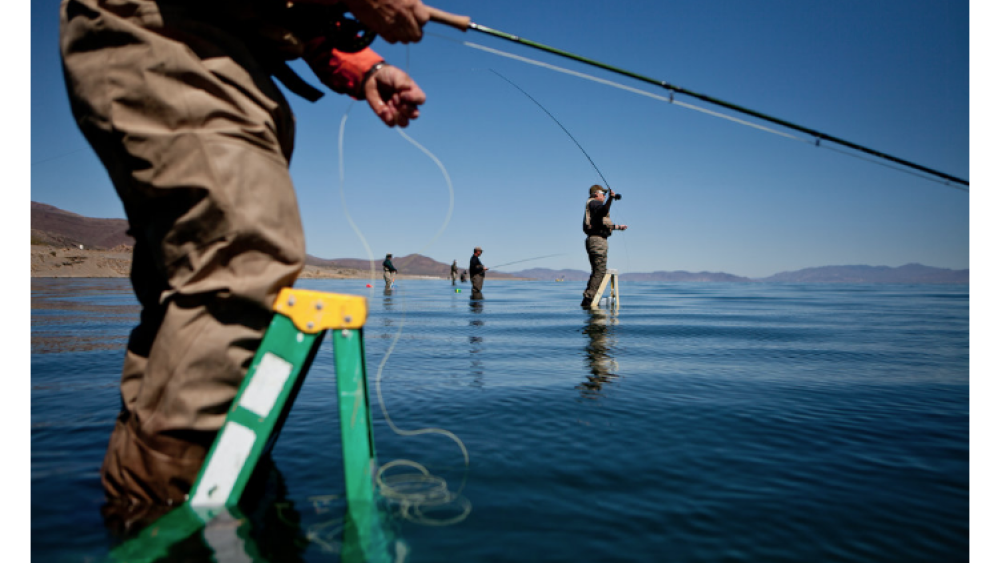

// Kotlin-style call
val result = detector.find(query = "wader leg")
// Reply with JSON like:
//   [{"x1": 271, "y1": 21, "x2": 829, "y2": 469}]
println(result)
[{"x1": 108, "y1": 289, "x2": 393, "y2": 563}]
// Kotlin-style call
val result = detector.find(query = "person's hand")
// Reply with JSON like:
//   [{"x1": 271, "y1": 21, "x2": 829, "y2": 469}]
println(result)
[
  {"x1": 342, "y1": 0, "x2": 431, "y2": 44},
  {"x1": 608, "y1": 190, "x2": 616, "y2": 199},
  {"x1": 618, "y1": 224, "x2": 628, "y2": 231},
  {"x1": 363, "y1": 64, "x2": 426, "y2": 127}
]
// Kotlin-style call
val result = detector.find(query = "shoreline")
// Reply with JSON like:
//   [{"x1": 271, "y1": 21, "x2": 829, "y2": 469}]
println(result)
[{"x1": 30, "y1": 245, "x2": 533, "y2": 281}]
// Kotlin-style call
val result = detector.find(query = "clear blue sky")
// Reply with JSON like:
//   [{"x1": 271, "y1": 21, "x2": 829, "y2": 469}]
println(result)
[{"x1": 25, "y1": 0, "x2": 974, "y2": 278}]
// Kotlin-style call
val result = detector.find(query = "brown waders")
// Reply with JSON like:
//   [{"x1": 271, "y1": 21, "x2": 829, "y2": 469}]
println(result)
[
  {"x1": 582, "y1": 235, "x2": 609, "y2": 305},
  {"x1": 60, "y1": 0, "x2": 306, "y2": 522}
]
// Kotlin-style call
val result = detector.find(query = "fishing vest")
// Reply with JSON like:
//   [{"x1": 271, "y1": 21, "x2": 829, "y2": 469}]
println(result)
[{"x1": 583, "y1": 198, "x2": 614, "y2": 237}]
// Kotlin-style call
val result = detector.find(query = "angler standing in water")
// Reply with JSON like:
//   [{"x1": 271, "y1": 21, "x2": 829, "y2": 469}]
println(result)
[
  {"x1": 469, "y1": 246, "x2": 488, "y2": 298},
  {"x1": 60, "y1": 0, "x2": 432, "y2": 522},
  {"x1": 582, "y1": 185, "x2": 627, "y2": 307},
  {"x1": 383, "y1": 253, "x2": 398, "y2": 290},
  {"x1": 450, "y1": 260, "x2": 459, "y2": 285}
]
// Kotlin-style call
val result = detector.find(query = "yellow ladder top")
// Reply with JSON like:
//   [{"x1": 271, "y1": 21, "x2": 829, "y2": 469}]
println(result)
[{"x1": 272, "y1": 288, "x2": 368, "y2": 333}]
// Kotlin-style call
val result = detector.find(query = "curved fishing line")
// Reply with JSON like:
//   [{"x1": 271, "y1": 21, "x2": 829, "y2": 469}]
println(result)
[
  {"x1": 337, "y1": 105, "x2": 471, "y2": 527},
  {"x1": 447, "y1": 38, "x2": 964, "y2": 189},
  {"x1": 395, "y1": 128, "x2": 456, "y2": 256},
  {"x1": 491, "y1": 69, "x2": 611, "y2": 189},
  {"x1": 337, "y1": 102, "x2": 379, "y2": 300}
]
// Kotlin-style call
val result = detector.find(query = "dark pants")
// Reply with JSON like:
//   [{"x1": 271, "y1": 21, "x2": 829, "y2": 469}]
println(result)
[
  {"x1": 583, "y1": 236, "x2": 609, "y2": 303},
  {"x1": 61, "y1": 0, "x2": 305, "y2": 509},
  {"x1": 471, "y1": 273, "x2": 485, "y2": 293}
]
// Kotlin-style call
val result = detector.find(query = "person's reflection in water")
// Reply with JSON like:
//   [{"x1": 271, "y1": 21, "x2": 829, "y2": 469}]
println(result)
[
  {"x1": 381, "y1": 289, "x2": 397, "y2": 333},
  {"x1": 578, "y1": 309, "x2": 620, "y2": 399},
  {"x1": 469, "y1": 299, "x2": 484, "y2": 387}
]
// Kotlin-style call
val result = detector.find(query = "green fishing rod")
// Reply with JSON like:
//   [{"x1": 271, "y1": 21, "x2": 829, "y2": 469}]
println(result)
[{"x1": 427, "y1": 8, "x2": 968, "y2": 187}]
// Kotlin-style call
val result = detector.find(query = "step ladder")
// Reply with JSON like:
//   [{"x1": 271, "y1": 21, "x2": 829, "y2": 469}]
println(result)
[
  {"x1": 590, "y1": 269, "x2": 620, "y2": 311},
  {"x1": 109, "y1": 288, "x2": 392, "y2": 563}
]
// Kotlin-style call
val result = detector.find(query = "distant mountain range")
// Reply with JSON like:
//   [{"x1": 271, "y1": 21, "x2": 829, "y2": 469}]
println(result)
[
  {"x1": 509, "y1": 264, "x2": 968, "y2": 284},
  {"x1": 31, "y1": 201, "x2": 968, "y2": 283},
  {"x1": 757, "y1": 263, "x2": 968, "y2": 284},
  {"x1": 31, "y1": 201, "x2": 133, "y2": 249}
]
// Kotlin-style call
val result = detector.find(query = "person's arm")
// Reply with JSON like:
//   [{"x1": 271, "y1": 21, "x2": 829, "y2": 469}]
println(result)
[{"x1": 303, "y1": 45, "x2": 425, "y2": 127}]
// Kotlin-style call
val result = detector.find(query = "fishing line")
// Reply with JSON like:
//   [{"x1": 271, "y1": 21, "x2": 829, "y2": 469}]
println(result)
[
  {"x1": 337, "y1": 102, "x2": 379, "y2": 300},
  {"x1": 469, "y1": 41, "x2": 807, "y2": 144},
  {"x1": 491, "y1": 69, "x2": 612, "y2": 189},
  {"x1": 489, "y1": 253, "x2": 568, "y2": 270},
  {"x1": 336, "y1": 103, "x2": 471, "y2": 527}
]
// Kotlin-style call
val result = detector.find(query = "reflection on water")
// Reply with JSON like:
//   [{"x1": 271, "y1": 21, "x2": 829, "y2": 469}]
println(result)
[
  {"x1": 31, "y1": 278, "x2": 138, "y2": 354},
  {"x1": 468, "y1": 300, "x2": 484, "y2": 387},
  {"x1": 32, "y1": 279, "x2": 970, "y2": 562},
  {"x1": 468, "y1": 299, "x2": 483, "y2": 315},
  {"x1": 578, "y1": 310, "x2": 620, "y2": 399},
  {"x1": 104, "y1": 457, "x2": 313, "y2": 563}
]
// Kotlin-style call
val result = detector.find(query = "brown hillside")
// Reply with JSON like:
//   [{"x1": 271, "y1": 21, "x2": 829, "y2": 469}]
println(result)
[
  {"x1": 31, "y1": 201, "x2": 133, "y2": 249},
  {"x1": 307, "y1": 253, "x2": 520, "y2": 279},
  {"x1": 31, "y1": 202, "x2": 526, "y2": 279}
]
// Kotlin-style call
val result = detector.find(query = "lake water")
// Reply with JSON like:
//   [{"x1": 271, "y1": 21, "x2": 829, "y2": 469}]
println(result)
[{"x1": 31, "y1": 278, "x2": 969, "y2": 562}]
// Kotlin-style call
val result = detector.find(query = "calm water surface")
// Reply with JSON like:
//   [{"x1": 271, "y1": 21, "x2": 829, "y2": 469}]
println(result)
[{"x1": 31, "y1": 278, "x2": 969, "y2": 562}]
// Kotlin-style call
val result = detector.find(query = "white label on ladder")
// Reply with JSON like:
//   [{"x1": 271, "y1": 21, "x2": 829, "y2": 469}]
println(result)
[
  {"x1": 239, "y1": 352, "x2": 292, "y2": 418},
  {"x1": 190, "y1": 422, "x2": 256, "y2": 507}
]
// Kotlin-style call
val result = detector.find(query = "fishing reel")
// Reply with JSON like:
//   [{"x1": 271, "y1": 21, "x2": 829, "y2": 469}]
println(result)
[
  {"x1": 327, "y1": 7, "x2": 377, "y2": 52},
  {"x1": 313, "y1": 5, "x2": 378, "y2": 53},
  {"x1": 610, "y1": 192, "x2": 622, "y2": 201}
]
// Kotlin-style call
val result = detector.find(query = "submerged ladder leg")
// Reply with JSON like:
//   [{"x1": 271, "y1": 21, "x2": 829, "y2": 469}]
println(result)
[
  {"x1": 109, "y1": 288, "x2": 384, "y2": 563},
  {"x1": 590, "y1": 268, "x2": 619, "y2": 310},
  {"x1": 609, "y1": 270, "x2": 620, "y2": 311}
]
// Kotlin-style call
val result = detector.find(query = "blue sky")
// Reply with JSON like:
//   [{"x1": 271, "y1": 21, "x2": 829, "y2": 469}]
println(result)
[{"x1": 26, "y1": 0, "x2": 972, "y2": 279}]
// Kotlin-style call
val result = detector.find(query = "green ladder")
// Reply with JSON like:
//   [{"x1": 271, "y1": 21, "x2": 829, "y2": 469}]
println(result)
[{"x1": 108, "y1": 288, "x2": 393, "y2": 563}]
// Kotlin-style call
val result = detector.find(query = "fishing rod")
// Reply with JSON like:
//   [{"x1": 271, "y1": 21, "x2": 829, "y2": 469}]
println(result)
[{"x1": 426, "y1": 8, "x2": 969, "y2": 187}]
